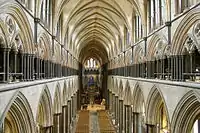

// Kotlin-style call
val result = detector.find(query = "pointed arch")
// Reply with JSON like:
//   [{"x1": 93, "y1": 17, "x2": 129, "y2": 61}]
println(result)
[
  {"x1": 118, "y1": 80, "x2": 124, "y2": 100},
  {"x1": 53, "y1": 83, "x2": 62, "y2": 114},
  {"x1": 2, "y1": 91, "x2": 35, "y2": 133},
  {"x1": 147, "y1": 34, "x2": 169, "y2": 61},
  {"x1": 0, "y1": 18, "x2": 10, "y2": 48},
  {"x1": 171, "y1": 8, "x2": 200, "y2": 55},
  {"x1": 36, "y1": 85, "x2": 53, "y2": 128},
  {"x1": 146, "y1": 85, "x2": 170, "y2": 131},
  {"x1": 37, "y1": 32, "x2": 52, "y2": 60},
  {"x1": 132, "y1": 82, "x2": 145, "y2": 113},
  {"x1": 62, "y1": 81, "x2": 68, "y2": 105},
  {"x1": 171, "y1": 90, "x2": 200, "y2": 133},
  {"x1": 67, "y1": 80, "x2": 72, "y2": 100},
  {"x1": 0, "y1": 3, "x2": 34, "y2": 53},
  {"x1": 114, "y1": 79, "x2": 118, "y2": 96},
  {"x1": 124, "y1": 80, "x2": 132, "y2": 105}
]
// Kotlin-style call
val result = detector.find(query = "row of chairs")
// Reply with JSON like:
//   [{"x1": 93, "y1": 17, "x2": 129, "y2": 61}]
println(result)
[
  {"x1": 98, "y1": 110, "x2": 116, "y2": 133},
  {"x1": 75, "y1": 110, "x2": 90, "y2": 133}
]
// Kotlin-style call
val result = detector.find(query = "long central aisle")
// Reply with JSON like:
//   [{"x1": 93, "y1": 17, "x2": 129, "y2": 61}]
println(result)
[
  {"x1": 90, "y1": 111, "x2": 100, "y2": 133},
  {"x1": 97, "y1": 110, "x2": 116, "y2": 133},
  {"x1": 75, "y1": 105, "x2": 116, "y2": 133}
]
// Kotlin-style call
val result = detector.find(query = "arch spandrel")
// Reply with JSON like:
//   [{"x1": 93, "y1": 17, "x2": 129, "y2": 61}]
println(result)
[
  {"x1": 53, "y1": 83, "x2": 62, "y2": 114},
  {"x1": 0, "y1": 3, "x2": 34, "y2": 54},
  {"x1": 1, "y1": 91, "x2": 35, "y2": 133},
  {"x1": 62, "y1": 81, "x2": 68, "y2": 105},
  {"x1": 132, "y1": 82, "x2": 145, "y2": 112},
  {"x1": 118, "y1": 79, "x2": 124, "y2": 100},
  {"x1": 36, "y1": 85, "x2": 53, "y2": 127},
  {"x1": 171, "y1": 8, "x2": 200, "y2": 55},
  {"x1": 0, "y1": 90, "x2": 18, "y2": 126},
  {"x1": 124, "y1": 80, "x2": 132, "y2": 105}
]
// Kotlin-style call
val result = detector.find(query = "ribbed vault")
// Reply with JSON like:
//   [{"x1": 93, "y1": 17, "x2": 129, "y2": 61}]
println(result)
[{"x1": 53, "y1": 0, "x2": 144, "y2": 65}]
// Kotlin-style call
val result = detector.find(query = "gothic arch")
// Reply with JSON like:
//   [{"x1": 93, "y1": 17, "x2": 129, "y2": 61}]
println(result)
[
  {"x1": 0, "y1": 3, "x2": 34, "y2": 53},
  {"x1": 134, "y1": 44, "x2": 145, "y2": 63},
  {"x1": 124, "y1": 80, "x2": 132, "y2": 105},
  {"x1": 147, "y1": 34, "x2": 169, "y2": 61},
  {"x1": 53, "y1": 43, "x2": 61, "y2": 63},
  {"x1": 171, "y1": 90, "x2": 200, "y2": 133},
  {"x1": 2, "y1": 91, "x2": 35, "y2": 133},
  {"x1": 132, "y1": 82, "x2": 145, "y2": 113},
  {"x1": 62, "y1": 81, "x2": 68, "y2": 105},
  {"x1": 37, "y1": 32, "x2": 52, "y2": 60},
  {"x1": 0, "y1": 18, "x2": 10, "y2": 48},
  {"x1": 146, "y1": 85, "x2": 170, "y2": 131},
  {"x1": 53, "y1": 83, "x2": 62, "y2": 114},
  {"x1": 67, "y1": 80, "x2": 72, "y2": 100},
  {"x1": 118, "y1": 80, "x2": 124, "y2": 100},
  {"x1": 171, "y1": 8, "x2": 200, "y2": 55},
  {"x1": 114, "y1": 79, "x2": 118, "y2": 96},
  {"x1": 36, "y1": 85, "x2": 53, "y2": 129}
]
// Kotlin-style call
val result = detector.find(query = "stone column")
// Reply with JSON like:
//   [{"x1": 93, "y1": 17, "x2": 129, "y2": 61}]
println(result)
[
  {"x1": 52, "y1": 62, "x2": 55, "y2": 78},
  {"x1": 109, "y1": 91, "x2": 112, "y2": 113},
  {"x1": 53, "y1": 113, "x2": 62, "y2": 133},
  {"x1": 161, "y1": 59, "x2": 165, "y2": 79},
  {"x1": 68, "y1": 100, "x2": 71, "y2": 133},
  {"x1": 119, "y1": 100, "x2": 124, "y2": 133},
  {"x1": 146, "y1": 124, "x2": 155, "y2": 133},
  {"x1": 23, "y1": 53, "x2": 27, "y2": 81},
  {"x1": 62, "y1": 105, "x2": 68, "y2": 133},
  {"x1": 13, "y1": 50, "x2": 17, "y2": 81},
  {"x1": 115, "y1": 96, "x2": 119, "y2": 126},
  {"x1": 167, "y1": 57, "x2": 170, "y2": 80},
  {"x1": 0, "y1": 48, "x2": 5, "y2": 82},
  {"x1": 70, "y1": 98, "x2": 73, "y2": 127},
  {"x1": 151, "y1": 61, "x2": 155, "y2": 78},
  {"x1": 175, "y1": 55, "x2": 179, "y2": 81},
  {"x1": 124, "y1": 105, "x2": 131, "y2": 133},
  {"x1": 132, "y1": 112, "x2": 139, "y2": 133},
  {"x1": 112, "y1": 93, "x2": 115, "y2": 119},
  {"x1": 47, "y1": 60, "x2": 49, "y2": 78},
  {"x1": 181, "y1": 55, "x2": 184, "y2": 81},
  {"x1": 20, "y1": 53, "x2": 24, "y2": 81},
  {"x1": 40, "y1": 59, "x2": 43, "y2": 79},
  {"x1": 171, "y1": 55, "x2": 174, "y2": 80},
  {"x1": 30, "y1": 54, "x2": 34, "y2": 80},
  {"x1": 44, "y1": 125, "x2": 53, "y2": 133},
  {"x1": 178, "y1": 55, "x2": 183, "y2": 81},
  {"x1": 43, "y1": 60, "x2": 46, "y2": 79},
  {"x1": 27, "y1": 54, "x2": 30, "y2": 81}
]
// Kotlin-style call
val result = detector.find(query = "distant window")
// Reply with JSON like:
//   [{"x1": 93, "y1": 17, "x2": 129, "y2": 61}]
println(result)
[
  {"x1": 40, "y1": 0, "x2": 51, "y2": 28},
  {"x1": 176, "y1": 0, "x2": 200, "y2": 14},
  {"x1": 124, "y1": 26, "x2": 130, "y2": 45},
  {"x1": 119, "y1": 35, "x2": 123, "y2": 52},
  {"x1": 133, "y1": 14, "x2": 143, "y2": 42},
  {"x1": 148, "y1": 0, "x2": 165, "y2": 32},
  {"x1": 56, "y1": 17, "x2": 62, "y2": 41}
]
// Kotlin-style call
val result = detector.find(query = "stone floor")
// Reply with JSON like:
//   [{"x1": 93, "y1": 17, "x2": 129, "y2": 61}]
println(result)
[
  {"x1": 75, "y1": 104, "x2": 115, "y2": 133},
  {"x1": 89, "y1": 111, "x2": 100, "y2": 133}
]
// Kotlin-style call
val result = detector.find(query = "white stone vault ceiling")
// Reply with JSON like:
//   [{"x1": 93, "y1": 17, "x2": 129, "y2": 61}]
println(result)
[{"x1": 54, "y1": 0, "x2": 144, "y2": 64}]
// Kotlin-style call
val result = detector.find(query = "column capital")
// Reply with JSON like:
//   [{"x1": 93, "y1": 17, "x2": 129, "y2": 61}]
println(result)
[
  {"x1": 146, "y1": 123, "x2": 155, "y2": 127},
  {"x1": 165, "y1": 21, "x2": 171, "y2": 26},
  {"x1": 132, "y1": 112, "x2": 140, "y2": 115},
  {"x1": 54, "y1": 112, "x2": 62, "y2": 116},
  {"x1": 34, "y1": 18, "x2": 40, "y2": 23},
  {"x1": 62, "y1": 104, "x2": 68, "y2": 108}
]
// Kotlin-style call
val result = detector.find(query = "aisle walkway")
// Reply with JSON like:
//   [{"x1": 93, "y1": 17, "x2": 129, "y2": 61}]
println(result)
[
  {"x1": 75, "y1": 104, "x2": 116, "y2": 133},
  {"x1": 90, "y1": 111, "x2": 100, "y2": 133}
]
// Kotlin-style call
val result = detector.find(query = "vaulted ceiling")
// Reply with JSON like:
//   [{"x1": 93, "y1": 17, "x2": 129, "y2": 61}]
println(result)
[{"x1": 53, "y1": 0, "x2": 145, "y2": 65}]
